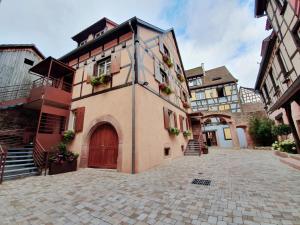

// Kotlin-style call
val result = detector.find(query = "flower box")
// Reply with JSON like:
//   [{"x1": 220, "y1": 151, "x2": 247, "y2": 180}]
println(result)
[
  {"x1": 177, "y1": 73, "x2": 185, "y2": 82},
  {"x1": 169, "y1": 127, "x2": 180, "y2": 136},
  {"x1": 202, "y1": 146, "x2": 208, "y2": 154},
  {"x1": 183, "y1": 130, "x2": 192, "y2": 137},
  {"x1": 159, "y1": 83, "x2": 172, "y2": 95},
  {"x1": 90, "y1": 74, "x2": 111, "y2": 86},
  {"x1": 49, "y1": 159, "x2": 77, "y2": 175},
  {"x1": 162, "y1": 54, "x2": 173, "y2": 68}
]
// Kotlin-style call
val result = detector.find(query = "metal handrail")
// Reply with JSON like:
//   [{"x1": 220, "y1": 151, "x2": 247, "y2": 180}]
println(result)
[
  {"x1": 32, "y1": 76, "x2": 72, "y2": 93},
  {"x1": 0, "y1": 83, "x2": 32, "y2": 102},
  {"x1": 0, "y1": 144, "x2": 7, "y2": 184},
  {"x1": 33, "y1": 140, "x2": 49, "y2": 176}
]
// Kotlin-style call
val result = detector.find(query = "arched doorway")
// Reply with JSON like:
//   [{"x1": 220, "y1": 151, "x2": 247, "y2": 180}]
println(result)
[{"x1": 88, "y1": 123, "x2": 118, "y2": 169}]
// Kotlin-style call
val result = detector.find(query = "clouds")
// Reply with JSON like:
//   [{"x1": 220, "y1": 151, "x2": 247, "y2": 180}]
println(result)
[{"x1": 0, "y1": 0, "x2": 268, "y2": 87}]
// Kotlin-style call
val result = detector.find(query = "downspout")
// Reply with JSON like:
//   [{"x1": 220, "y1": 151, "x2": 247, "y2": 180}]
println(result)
[{"x1": 129, "y1": 21, "x2": 137, "y2": 174}]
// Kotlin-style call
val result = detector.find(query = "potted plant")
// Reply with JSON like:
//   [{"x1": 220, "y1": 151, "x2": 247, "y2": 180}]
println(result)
[
  {"x1": 183, "y1": 130, "x2": 192, "y2": 137},
  {"x1": 162, "y1": 54, "x2": 173, "y2": 68},
  {"x1": 159, "y1": 83, "x2": 172, "y2": 95},
  {"x1": 177, "y1": 73, "x2": 185, "y2": 82},
  {"x1": 63, "y1": 130, "x2": 75, "y2": 143},
  {"x1": 48, "y1": 142, "x2": 79, "y2": 175},
  {"x1": 90, "y1": 74, "x2": 111, "y2": 86},
  {"x1": 202, "y1": 145, "x2": 208, "y2": 154},
  {"x1": 169, "y1": 127, "x2": 180, "y2": 136}
]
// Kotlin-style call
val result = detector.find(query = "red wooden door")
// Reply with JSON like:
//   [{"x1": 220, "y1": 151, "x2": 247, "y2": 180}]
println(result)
[{"x1": 88, "y1": 124, "x2": 118, "y2": 169}]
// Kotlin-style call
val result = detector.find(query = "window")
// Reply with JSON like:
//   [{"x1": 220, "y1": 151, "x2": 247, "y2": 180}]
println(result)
[
  {"x1": 195, "y1": 91, "x2": 205, "y2": 100},
  {"x1": 80, "y1": 40, "x2": 87, "y2": 46},
  {"x1": 205, "y1": 89, "x2": 217, "y2": 98},
  {"x1": 97, "y1": 58, "x2": 111, "y2": 76},
  {"x1": 223, "y1": 128, "x2": 232, "y2": 140},
  {"x1": 176, "y1": 64, "x2": 182, "y2": 74},
  {"x1": 160, "y1": 69, "x2": 168, "y2": 83},
  {"x1": 224, "y1": 86, "x2": 232, "y2": 96},
  {"x1": 68, "y1": 110, "x2": 77, "y2": 131},
  {"x1": 216, "y1": 87, "x2": 225, "y2": 97},
  {"x1": 292, "y1": 21, "x2": 300, "y2": 47},
  {"x1": 276, "y1": 0, "x2": 287, "y2": 14},
  {"x1": 182, "y1": 91, "x2": 188, "y2": 102},
  {"x1": 276, "y1": 50, "x2": 289, "y2": 76},
  {"x1": 24, "y1": 58, "x2": 34, "y2": 66},
  {"x1": 263, "y1": 83, "x2": 271, "y2": 103},
  {"x1": 163, "y1": 44, "x2": 170, "y2": 57},
  {"x1": 168, "y1": 110, "x2": 176, "y2": 128},
  {"x1": 212, "y1": 77, "x2": 221, "y2": 81},
  {"x1": 269, "y1": 68, "x2": 279, "y2": 91},
  {"x1": 164, "y1": 147, "x2": 170, "y2": 156},
  {"x1": 95, "y1": 28, "x2": 106, "y2": 38}
]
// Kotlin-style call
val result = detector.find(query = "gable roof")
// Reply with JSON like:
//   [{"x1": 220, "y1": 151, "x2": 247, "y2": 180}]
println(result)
[
  {"x1": 185, "y1": 66, "x2": 204, "y2": 78},
  {"x1": 72, "y1": 17, "x2": 118, "y2": 43},
  {"x1": 186, "y1": 66, "x2": 238, "y2": 89},
  {"x1": 0, "y1": 44, "x2": 45, "y2": 59}
]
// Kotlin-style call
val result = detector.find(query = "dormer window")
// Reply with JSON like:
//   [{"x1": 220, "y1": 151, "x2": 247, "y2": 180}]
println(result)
[
  {"x1": 95, "y1": 26, "x2": 108, "y2": 39},
  {"x1": 80, "y1": 40, "x2": 87, "y2": 46}
]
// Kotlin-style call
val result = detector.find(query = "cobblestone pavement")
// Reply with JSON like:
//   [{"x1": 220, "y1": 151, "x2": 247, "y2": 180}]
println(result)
[{"x1": 1, "y1": 149, "x2": 300, "y2": 225}]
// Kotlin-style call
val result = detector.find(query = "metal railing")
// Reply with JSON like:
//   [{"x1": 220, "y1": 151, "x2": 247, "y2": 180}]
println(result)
[
  {"x1": 0, "y1": 83, "x2": 32, "y2": 103},
  {"x1": 33, "y1": 140, "x2": 49, "y2": 176},
  {"x1": 32, "y1": 76, "x2": 72, "y2": 93},
  {"x1": 0, "y1": 144, "x2": 7, "y2": 184}
]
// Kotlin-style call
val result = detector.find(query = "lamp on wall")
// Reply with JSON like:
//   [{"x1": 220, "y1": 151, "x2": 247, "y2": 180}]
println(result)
[{"x1": 142, "y1": 81, "x2": 149, "y2": 86}]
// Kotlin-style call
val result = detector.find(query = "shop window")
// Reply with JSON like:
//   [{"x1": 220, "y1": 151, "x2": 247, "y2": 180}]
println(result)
[{"x1": 223, "y1": 128, "x2": 232, "y2": 140}]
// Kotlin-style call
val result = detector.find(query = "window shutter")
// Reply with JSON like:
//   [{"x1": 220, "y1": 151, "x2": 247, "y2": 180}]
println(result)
[
  {"x1": 75, "y1": 107, "x2": 85, "y2": 133},
  {"x1": 154, "y1": 60, "x2": 163, "y2": 83},
  {"x1": 93, "y1": 62, "x2": 98, "y2": 76},
  {"x1": 159, "y1": 35, "x2": 164, "y2": 55},
  {"x1": 163, "y1": 107, "x2": 170, "y2": 129},
  {"x1": 179, "y1": 115, "x2": 183, "y2": 132},
  {"x1": 111, "y1": 51, "x2": 121, "y2": 75},
  {"x1": 174, "y1": 112, "x2": 178, "y2": 128}
]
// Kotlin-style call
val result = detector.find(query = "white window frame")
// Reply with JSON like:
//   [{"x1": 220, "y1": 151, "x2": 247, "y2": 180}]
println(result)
[
  {"x1": 80, "y1": 40, "x2": 87, "y2": 46},
  {"x1": 97, "y1": 58, "x2": 111, "y2": 76},
  {"x1": 68, "y1": 110, "x2": 77, "y2": 131}
]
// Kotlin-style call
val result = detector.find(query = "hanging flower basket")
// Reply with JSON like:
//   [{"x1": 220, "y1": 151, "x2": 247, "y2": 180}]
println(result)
[
  {"x1": 90, "y1": 74, "x2": 111, "y2": 86},
  {"x1": 159, "y1": 83, "x2": 172, "y2": 95},
  {"x1": 177, "y1": 73, "x2": 185, "y2": 82},
  {"x1": 169, "y1": 127, "x2": 180, "y2": 136},
  {"x1": 162, "y1": 54, "x2": 173, "y2": 68},
  {"x1": 183, "y1": 130, "x2": 192, "y2": 137}
]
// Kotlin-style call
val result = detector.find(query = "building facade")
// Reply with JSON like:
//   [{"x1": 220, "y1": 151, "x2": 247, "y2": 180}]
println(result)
[
  {"x1": 0, "y1": 44, "x2": 44, "y2": 102},
  {"x1": 58, "y1": 17, "x2": 192, "y2": 173},
  {"x1": 186, "y1": 65, "x2": 265, "y2": 149},
  {"x1": 254, "y1": 0, "x2": 300, "y2": 153}
]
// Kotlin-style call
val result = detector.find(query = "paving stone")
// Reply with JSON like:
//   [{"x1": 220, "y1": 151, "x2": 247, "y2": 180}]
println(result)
[{"x1": 0, "y1": 150, "x2": 299, "y2": 224}]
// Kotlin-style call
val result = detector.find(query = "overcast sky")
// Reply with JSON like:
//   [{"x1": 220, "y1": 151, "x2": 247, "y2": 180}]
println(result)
[{"x1": 0, "y1": 0, "x2": 269, "y2": 87}]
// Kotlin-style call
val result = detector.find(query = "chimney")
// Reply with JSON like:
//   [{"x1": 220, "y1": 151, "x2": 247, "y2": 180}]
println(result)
[{"x1": 201, "y1": 63, "x2": 206, "y2": 76}]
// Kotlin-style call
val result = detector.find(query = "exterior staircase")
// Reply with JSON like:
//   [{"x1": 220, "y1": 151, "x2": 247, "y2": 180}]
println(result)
[
  {"x1": 185, "y1": 139, "x2": 201, "y2": 156},
  {"x1": 3, "y1": 146, "x2": 39, "y2": 180}
]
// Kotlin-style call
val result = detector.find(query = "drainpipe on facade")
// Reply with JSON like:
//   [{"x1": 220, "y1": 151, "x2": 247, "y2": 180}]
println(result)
[
  {"x1": 201, "y1": 63, "x2": 205, "y2": 76},
  {"x1": 129, "y1": 21, "x2": 136, "y2": 174}
]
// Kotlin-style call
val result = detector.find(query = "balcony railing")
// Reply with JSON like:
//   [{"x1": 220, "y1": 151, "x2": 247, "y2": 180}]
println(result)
[
  {"x1": 0, "y1": 83, "x2": 32, "y2": 102},
  {"x1": 32, "y1": 76, "x2": 72, "y2": 93}
]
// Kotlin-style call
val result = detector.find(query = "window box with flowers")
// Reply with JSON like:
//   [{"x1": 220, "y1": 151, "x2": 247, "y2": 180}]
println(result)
[
  {"x1": 159, "y1": 83, "x2": 172, "y2": 95},
  {"x1": 183, "y1": 130, "x2": 192, "y2": 137},
  {"x1": 169, "y1": 127, "x2": 180, "y2": 136},
  {"x1": 162, "y1": 54, "x2": 173, "y2": 68},
  {"x1": 90, "y1": 74, "x2": 111, "y2": 87},
  {"x1": 177, "y1": 73, "x2": 185, "y2": 82}
]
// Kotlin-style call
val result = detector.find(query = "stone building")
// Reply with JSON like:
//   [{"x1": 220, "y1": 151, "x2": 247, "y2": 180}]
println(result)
[{"x1": 254, "y1": 0, "x2": 300, "y2": 153}]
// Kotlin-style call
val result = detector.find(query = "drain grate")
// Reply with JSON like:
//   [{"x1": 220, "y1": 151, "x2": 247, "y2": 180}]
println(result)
[{"x1": 192, "y1": 179, "x2": 211, "y2": 186}]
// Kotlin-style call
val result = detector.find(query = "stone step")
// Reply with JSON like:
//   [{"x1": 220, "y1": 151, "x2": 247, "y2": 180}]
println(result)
[
  {"x1": 7, "y1": 148, "x2": 33, "y2": 151},
  {"x1": 6, "y1": 155, "x2": 33, "y2": 159},
  {"x1": 5, "y1": 159, "x2": 34, "y2": 165},
  {"x1": 7, "y1": 151, "x2": 33, "y2": 155},
  {"x1": 5, "y1": 163, "x2": 35, "y2": 169},
  {"x1": 4, "y1": 166, "x2": 37, "y2": 173},
  {"x1": 3, "y1": 171, "x2": 39, "y2": 180}
]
